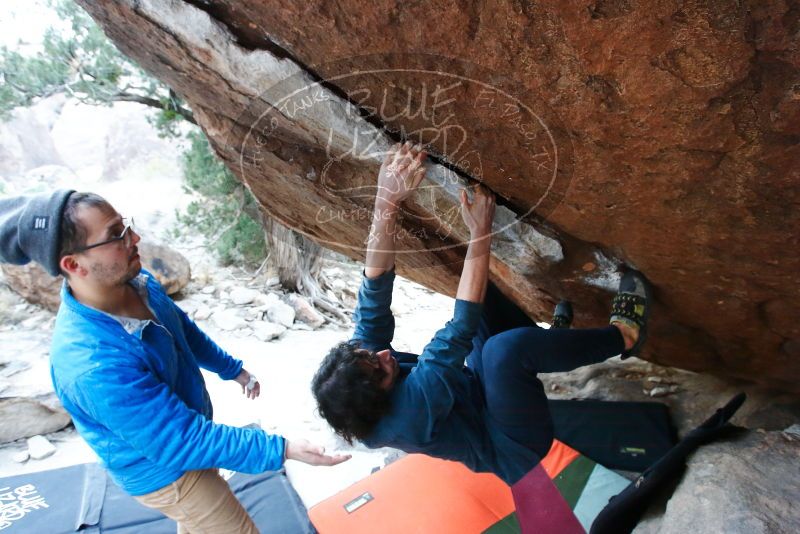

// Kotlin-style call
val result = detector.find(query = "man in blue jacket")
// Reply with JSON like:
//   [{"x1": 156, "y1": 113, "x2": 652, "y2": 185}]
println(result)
[
  {"x1": 0, "y1": 190, "x2": 349, "y2": 533},
  {"x1": 312, "y1": 142, "x2": 650, "y2": 486}
]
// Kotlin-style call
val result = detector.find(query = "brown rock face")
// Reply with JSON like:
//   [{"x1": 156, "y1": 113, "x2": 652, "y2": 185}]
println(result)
[
  {"x1": 137, "y1": 242, "x2": 192, "y2": 295},
  {"x1": 0, "y1": 395, "x2": 72, "y2": 444},
  {"x1": 634, "y1": 430, "x2": 800, "y2": 533},
  {"x1": 1, "y1": 263, "x2": 62, "y2": 312},
  {"x1": 76, "y1": 1, "x2": 800, "y2": 392}
]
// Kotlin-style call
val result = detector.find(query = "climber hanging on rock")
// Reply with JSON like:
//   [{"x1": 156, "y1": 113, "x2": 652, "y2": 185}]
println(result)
[{"x1": 312, "y1": 140, "x2": 653, "y2": 485}]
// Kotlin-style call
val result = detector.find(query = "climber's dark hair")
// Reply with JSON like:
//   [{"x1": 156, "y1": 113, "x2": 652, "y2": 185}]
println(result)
[{"x1": 311, "y1": 341, "x2": 392, "y2": 444}]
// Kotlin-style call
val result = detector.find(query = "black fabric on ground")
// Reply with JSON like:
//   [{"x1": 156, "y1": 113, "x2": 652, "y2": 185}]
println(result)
[
  {"x1": 548, "y1": 399, "x2": 678, "y2": 471},
  {"x1": 589, "y1": 393, "x2": 747, "y2": 534},
  {"x1": 0, "y1": 464, "x2": 314, "y2": 534}
]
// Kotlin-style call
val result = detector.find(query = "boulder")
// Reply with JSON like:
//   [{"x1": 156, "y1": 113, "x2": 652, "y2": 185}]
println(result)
[
  {"x1": 212, "y1": 308, "x2": 247, "y2": 331},
  {"x1": 254, "y1": 292, "x2": 281, "y2": 307},
  {"x1": 1, "y1": 241, "x2": 191, "y2": 311},
  {"x1": 540, "y1": 358, "x2": 800, "y2": 436},
  {"x1": 229, "y1": 287, "x2": 260, "y2": 305},
  {"x1": 285, "y1": 293, "x2": 325, "y2": 328},
  {"x1": 251, "y1": 320, "x2": 286, "y2": 342},
  {"x1": 634, "y1": 430, "x2": 800, "y2": 534},
  {"x1": 101, "y1": 104, "x2": 179, "y2": 182},
  {"x1": 137, "y1": 241, "x2": 191, "y2": 295},
  {"x1": 266, "y1": 300, "x2": 296, "y2": 328},
  {"x1": 0, "y1": 95, "x2": 66, "y2": 178},
  {"x1": 46, "y1": 99, "x2": 183, "y2": 186},
  {"x1": 194, "y1": 305, "x2": 213, "y2": 321},
  {"x1": 75, "y1": 0, "x2": 800, "y2": 392},
  {"x1": 22, "y1": 164, "x2": 78, "y2": 188},
  {"x1": 201, "y1": 285, "x2": 217, "y2": 295},
  {"x1": 0, "y1": 120, "x2": 32, "y2": 179},
  {"x1": 1, "y1": 263, "x2": 62, "y2": 313},
  {"x1": 0, "y1": 395, "x2": 71, "y2": 444}
]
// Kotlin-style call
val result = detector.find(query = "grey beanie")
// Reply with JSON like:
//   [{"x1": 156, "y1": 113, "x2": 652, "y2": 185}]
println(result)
[{"x1": 0, "y1": 189, "x2": 75, "y2": 276}]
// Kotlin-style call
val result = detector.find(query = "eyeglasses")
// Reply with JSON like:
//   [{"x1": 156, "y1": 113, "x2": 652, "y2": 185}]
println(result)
[{"x1": 73, "y1": 218, "x2": 136, "y2": 253}]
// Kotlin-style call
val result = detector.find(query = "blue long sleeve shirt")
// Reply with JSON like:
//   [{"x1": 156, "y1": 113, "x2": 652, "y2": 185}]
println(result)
[
  {"x1": 50, "y1": 269, "x2": 285, "y2": 496},
  {"x1": 354, "y1": 269, "x2": 537, "y2": 481}
]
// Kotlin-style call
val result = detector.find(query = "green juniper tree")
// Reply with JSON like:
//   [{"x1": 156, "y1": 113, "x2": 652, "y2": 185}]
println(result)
[
  {"x1": 179, "y1": 133, "x2": 338, "y2": 315},
  {"x1": 178, "y1": 131, "x2": 267, "y2": 269},
  {"x1": 0, "y1": 0, "x2": 193, "y2": 130},
  {"x1": 1, "y1": 1, "x2": 335, "y2": 308}
]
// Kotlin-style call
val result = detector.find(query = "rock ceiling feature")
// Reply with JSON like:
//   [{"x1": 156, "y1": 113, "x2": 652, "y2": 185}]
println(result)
[{"x1": 76, "y1": 0, "x2": 800, "y2": 392}]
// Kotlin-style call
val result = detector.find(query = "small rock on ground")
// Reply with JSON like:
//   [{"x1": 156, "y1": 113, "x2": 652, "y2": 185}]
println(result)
[
  {"x1": 252, "y1": 321, "x2": 286, "y2": 342},
  {"x1": 229, "y1": 287, "x2": 260, "y2": 306},
  {"x1": 212, "y1": 309, "x2": 247, "y2": 331},
  {"x1": 27, "y1": 435, "x2": 56, "y2": 460},
  {"x1": 267, "y1": 301, "x2": 296, "y2": 328}
]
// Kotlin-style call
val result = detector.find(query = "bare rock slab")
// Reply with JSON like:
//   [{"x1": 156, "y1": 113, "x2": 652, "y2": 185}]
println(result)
[
  {"x1": 0, "y1": 395, "x2": 71, "y2": 444},
  {"x1": 634, "y1": 430, "x2": 800, "y2": 534}
]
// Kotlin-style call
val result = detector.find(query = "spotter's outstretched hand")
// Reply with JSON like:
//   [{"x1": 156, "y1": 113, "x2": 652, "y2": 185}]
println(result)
[{"x1": 285, "y1": 439, "x2": 351, "y2": 466}]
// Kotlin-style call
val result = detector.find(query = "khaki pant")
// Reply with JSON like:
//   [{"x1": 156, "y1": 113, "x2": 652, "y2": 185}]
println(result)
[{"x1": 135, "y1": 469, "x2": 258, "y2": 534}]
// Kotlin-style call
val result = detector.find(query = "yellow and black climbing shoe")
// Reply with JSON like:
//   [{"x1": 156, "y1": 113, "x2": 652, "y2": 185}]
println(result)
[
  {"x1": 610, "y1": 270, "x2": 652, "y2": 359},
  {"x1": 552, "y1": 301, "x2": 573, "y2": 329}
]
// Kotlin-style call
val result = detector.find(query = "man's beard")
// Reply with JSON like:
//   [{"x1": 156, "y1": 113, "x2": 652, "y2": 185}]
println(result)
[
  {"x1": 90, "y1": 259, "x2": 141, "y2": 286},
  {"x1": 123, "y1": 262, "x2": 142, "y2": 283}
]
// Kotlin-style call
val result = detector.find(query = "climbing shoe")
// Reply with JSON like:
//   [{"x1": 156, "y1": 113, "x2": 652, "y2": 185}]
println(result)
[
  {"x1": 610, "y1": 270, "x2": 652, "y2": 359},
  {"x1": 552, "y1": 301, "x2": 573, "y2": 329}
]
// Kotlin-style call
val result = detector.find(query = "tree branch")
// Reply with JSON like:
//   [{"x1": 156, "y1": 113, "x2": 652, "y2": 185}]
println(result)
[{"x1": 112, "y1": 92, "x2": 196, "y2": 124}]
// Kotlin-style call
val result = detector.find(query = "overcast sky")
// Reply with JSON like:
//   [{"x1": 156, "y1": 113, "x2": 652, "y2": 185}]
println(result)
[{"x1": 0, "y1": 0, "x2": 64, "y2": 52}]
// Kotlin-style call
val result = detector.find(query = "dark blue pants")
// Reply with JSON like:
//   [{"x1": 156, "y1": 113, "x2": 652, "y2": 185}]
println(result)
[{"x1": 467, "y1": 284, "x2": 625, "y2": 459}]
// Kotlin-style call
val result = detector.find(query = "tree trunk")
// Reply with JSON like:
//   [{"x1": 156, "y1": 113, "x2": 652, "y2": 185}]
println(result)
[
  {"x1": 250, "y1": 206, "x2": 348, "y2": 324},
  {"x1": 262, "y1": 216, "x2": 327, "y2": 299}
]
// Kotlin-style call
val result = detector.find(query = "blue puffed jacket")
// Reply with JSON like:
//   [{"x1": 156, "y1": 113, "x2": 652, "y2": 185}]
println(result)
[{"x1": 50, "y1": 269, "x2": 285, "y2": 496}]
